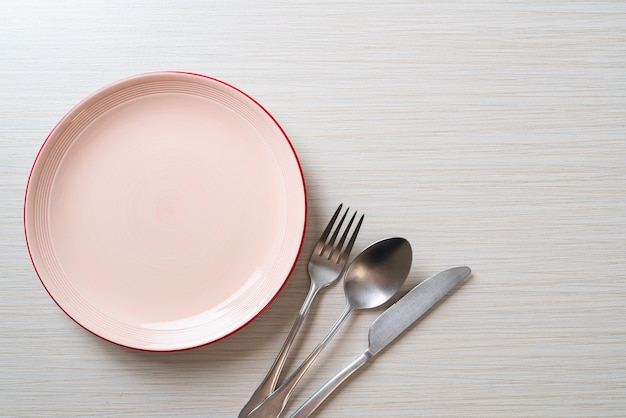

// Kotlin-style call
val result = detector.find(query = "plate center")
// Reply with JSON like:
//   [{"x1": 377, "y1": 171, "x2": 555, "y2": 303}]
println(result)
[{"x1": 48, "y1": 91, "x2": 285, "y2": 325}]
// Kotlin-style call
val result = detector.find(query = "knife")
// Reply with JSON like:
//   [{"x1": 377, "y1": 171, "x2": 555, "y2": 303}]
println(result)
[{"x1": 289, "y1": 266, "x2": 471, "y2": 418}]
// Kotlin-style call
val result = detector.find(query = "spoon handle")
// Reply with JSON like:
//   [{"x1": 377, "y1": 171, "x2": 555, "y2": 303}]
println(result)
[
  {"x1": 239, "y1": 282, "x2": 320, "y2": 418},
  {"x1": 247, "y1": 305, "x2": 353, "y2": 418},
  {"x1": 290, "y1": 350, "x2": 373, "y2": 418}
]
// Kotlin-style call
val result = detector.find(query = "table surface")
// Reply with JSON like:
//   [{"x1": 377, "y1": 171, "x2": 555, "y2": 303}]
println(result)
[{"x1": 2, "y1": 1, "x2": 625, "y2": 417}]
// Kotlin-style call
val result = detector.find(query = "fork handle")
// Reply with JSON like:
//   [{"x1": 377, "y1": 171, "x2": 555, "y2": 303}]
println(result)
[
  {"x1": 238, "y1": 282, "x2": 320, "y2": 418},
  {"x1": 247, "y1": 305, "x2": 353, "y2": 418}
]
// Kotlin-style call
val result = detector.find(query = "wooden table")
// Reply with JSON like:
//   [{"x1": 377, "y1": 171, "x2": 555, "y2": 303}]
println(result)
[{"x1": 2, "y1": 1, "x2": 625, "y2": 416}]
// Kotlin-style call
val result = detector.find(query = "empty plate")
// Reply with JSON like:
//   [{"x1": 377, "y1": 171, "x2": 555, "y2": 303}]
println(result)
[{"x1": 25, "y1": 72, "x2": 306, "y2": 351}]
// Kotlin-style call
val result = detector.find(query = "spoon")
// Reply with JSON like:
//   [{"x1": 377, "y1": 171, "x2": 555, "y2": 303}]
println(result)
[{"x1": 247, "y1": 237, "x2": 412, "y2": 418}]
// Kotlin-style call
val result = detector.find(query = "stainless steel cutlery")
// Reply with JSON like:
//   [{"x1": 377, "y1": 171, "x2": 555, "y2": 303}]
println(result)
[
  {"x1": 239, "y1": 204, "x2": 363, "y2": 418},
  {"x1": 290, "y1": 266, "x2": 471, "y2": 417},
  {"x1": 240, "y1": 205, "x2": 471, "y2": 417}
]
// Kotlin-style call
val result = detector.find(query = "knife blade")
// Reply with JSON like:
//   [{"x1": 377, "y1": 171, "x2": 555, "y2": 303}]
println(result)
[
  {"x1": 290, "y1": 266, "x2": 471, "y2": 418},
  {"x1": 368, "y1": 265, "x2": 471, "y2": 354}
]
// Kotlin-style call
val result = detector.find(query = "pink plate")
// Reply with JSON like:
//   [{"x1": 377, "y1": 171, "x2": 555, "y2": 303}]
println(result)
[{"x1": 24, "y1": 72, "x2": 306, "y2": 351}]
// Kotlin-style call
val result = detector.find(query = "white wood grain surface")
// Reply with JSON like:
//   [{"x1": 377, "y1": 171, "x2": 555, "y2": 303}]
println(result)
[{"x1": 2, "y1": 1, "x2": 625, "y2": 416}]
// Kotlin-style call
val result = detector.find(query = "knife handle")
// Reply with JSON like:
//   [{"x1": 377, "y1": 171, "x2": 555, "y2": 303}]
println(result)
[{"x1": 290, "y1": 350, "x2": 373, "y2": 418}]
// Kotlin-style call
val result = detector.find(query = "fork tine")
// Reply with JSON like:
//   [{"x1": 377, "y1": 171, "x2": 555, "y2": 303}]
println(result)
[
  {"x1": 336, "y1": 214, "x2": 364, "y2": 265},
  {"x1": 322, "y1": 207, "x2": 348, "y2": 256},
  {"x1": 314, "y1": 204, "x2": 343, "y2": 255},
  {"x1": 329, "y1": 211, "x2": 356, "y2": 261}
]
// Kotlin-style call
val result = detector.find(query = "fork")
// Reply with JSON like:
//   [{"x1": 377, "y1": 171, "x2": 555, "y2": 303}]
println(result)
[{"x1": 238, "y1": 204, "x2": 363, "y2": 418}]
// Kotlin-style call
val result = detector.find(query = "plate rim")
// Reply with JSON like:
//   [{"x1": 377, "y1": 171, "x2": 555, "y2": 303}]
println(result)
[{"x1": 23, "y1": 71, "x2": 307, "y2": 351}]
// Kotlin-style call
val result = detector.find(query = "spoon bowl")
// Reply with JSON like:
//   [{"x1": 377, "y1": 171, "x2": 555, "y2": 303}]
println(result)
[{"x1": 344, "y1": 237, "x2": 412, "y2": 309}]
